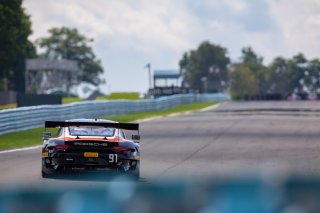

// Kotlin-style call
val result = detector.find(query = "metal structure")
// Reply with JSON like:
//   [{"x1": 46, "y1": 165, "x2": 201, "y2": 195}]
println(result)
[
  {"x1": 153, "y1": 70, "x2": 181, "y2": 87},
  {"x1": 0, "y1": 93, "x2": 229, "y2": 135},
  {"x1": 150, "y1": 70, "x2": 194, "y2": 97},
  {"x1": 145, "y1": 63, "x2": 152, "y2": 89},
  {"x1": 25, "y1": 59, "x2": 79, "y2": 94}
]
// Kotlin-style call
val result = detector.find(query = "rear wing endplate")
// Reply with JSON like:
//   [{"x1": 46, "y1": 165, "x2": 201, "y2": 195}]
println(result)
[{"x1": 45, "y1": 121, "x2": 139, "y2": 130}]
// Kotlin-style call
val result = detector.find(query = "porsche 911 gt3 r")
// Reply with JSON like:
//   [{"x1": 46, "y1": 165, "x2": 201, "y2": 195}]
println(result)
[{"x1": 41, "y1": 119, "x2": 140, "y2": 179}]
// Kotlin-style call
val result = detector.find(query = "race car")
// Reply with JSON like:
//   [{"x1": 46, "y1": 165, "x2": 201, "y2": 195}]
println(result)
[{"x1": 41, "y1": 119, "x2": 140, "y2": 179}]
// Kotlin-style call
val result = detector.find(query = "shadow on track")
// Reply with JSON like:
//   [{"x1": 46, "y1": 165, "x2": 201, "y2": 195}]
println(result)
[{"x1": 42, "y1": 171, "x2": 147, "y2": 183}]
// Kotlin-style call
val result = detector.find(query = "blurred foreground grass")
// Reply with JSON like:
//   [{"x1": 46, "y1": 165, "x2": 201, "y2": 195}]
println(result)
[{"x1": 0, "y1": 102, "x2": 216, "y2": 150}]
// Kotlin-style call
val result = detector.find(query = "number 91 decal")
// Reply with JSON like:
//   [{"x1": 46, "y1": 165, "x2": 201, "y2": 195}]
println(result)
[{"x1": 109, "y1": 154, "x2": 118, "y2": 163}]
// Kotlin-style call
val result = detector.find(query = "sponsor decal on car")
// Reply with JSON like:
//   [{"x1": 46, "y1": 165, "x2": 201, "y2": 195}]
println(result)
[{"x1": 74, "y1": 142, "x2": 109, "y2": 147}]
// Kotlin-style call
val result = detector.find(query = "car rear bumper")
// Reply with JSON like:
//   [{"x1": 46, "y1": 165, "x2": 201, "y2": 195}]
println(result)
[{"x1": 42, "y1": 151, "x2": 139, "y2": 172}]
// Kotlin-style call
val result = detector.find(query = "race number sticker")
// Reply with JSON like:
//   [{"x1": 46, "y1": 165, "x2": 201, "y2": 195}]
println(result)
[{"x1": 108, "y1": 154, "x2": 118, "y2": 163}]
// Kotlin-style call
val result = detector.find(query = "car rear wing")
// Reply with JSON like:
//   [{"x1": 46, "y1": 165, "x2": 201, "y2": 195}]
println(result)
[{"x1": 44, "y1": 121, "x2": 139, "y2": 130}]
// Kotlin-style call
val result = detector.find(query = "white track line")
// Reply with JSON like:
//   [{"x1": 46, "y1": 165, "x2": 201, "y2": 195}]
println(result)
[
  {"x1": 199, "y1": 102, "x2": 223, "y2": 112},
  {"x1": 0, "y1": 145, "x2": 42, "y2": 154}
]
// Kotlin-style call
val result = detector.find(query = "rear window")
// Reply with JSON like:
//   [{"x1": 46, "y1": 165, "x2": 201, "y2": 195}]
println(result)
[{"x1": 68, "y1": 126, "x2": 115, "y2": 137}]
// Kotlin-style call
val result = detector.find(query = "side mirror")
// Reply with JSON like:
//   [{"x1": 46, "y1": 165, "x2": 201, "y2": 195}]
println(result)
[
  {"x1": 132, "y1": 135, "x2": 140, "y2": 141},
  {"x1": 42, "y1": 132, "x2": 52, "y2": 140}
]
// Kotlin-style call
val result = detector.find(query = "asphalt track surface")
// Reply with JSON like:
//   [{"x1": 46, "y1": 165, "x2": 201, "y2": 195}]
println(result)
[{"x1": 1, "y1": 101, "x2": 320, "y2": 187}]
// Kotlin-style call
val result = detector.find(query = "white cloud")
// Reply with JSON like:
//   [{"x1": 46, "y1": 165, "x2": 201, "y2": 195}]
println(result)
[
  {"x1": 25, "y1": 0, "x2": 193, "y2": 51},
  {"x1": 224, "y1": 0, "x2": 248, "y2": 13},
  {"x1": 268, "y1": 0, "x2": 320, "y2": 59}
]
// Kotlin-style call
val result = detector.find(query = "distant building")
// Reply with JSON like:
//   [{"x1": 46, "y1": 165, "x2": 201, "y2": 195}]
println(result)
[
  {"x1": 25, "y1": 59, "x2": 79, "y2": 95},
  {"x1": 149, "y1": 70, "x2": 196, "y2": 98}
]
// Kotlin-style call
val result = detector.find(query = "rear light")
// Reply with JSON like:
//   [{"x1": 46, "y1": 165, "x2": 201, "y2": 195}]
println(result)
[
  {"x1": 113, "y1": 146, "x2": 134, "y2": 152},
  {"x1": 48, "y1": 145, "x2": 70, "y2": 151}
]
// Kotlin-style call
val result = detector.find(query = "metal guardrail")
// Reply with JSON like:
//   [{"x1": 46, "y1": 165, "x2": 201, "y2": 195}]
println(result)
[{"x1": 0, "y1": 93, "x2": 229, "y2": 135}]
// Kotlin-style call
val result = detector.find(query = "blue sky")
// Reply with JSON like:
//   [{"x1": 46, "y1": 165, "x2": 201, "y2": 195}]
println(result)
[{"x1": 23, "y1": 0, "x2": 320, "y2": 94}]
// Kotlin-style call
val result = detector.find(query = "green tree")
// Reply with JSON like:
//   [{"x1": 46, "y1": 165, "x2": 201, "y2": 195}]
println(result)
[
  {"x1": 267, "y1": 54, "x2": 320, "y2": 95},
  {"x1": 240, "y1": 47, "x2": 264, "y2": 72},
  {"x1": 307, "y1": 59, "x2": 320, "y2": 92},
  {"x1": 36, "y1": 27, "x2": 104, "y2": 85},
  {"x1": 239, "y1": 47, "x2": 267, "y2": 95},
  {"x1": 228, "y1": 64, "x2": 259, "y2": 99},
  {"x1": 286, "y1": 53, "x2": 308, "y2": 93},
  {"x1": 267, "y1": 57, "x2": 290, "y2": 95},
  {"x1": 0, "y1": 0, "x2": 36, "y2": 92},
  {"x1": 179, "y1": 41, "x2": 230, "y2": 92}
]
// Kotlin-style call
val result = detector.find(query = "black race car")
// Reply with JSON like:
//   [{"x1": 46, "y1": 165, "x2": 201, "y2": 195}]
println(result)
[{"x1": 41, "y1": 119, "x2": 140, "y2": 179}]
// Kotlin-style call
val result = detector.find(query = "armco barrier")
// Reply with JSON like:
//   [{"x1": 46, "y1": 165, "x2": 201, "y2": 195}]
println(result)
[{"x1": 0, "y1": 93, "x2": 229, "y2": 135}]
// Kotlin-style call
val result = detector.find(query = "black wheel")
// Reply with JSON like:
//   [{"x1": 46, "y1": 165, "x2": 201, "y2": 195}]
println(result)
[
  {"x1": 42, "y1": 165, "x2": 57, "y2": 178},
  {"x1": 42, "y1": 158, "x2": 53, "y2": 178},
  {"x1": 41, "y1": 170, "x2": 51, "y2": 178}
]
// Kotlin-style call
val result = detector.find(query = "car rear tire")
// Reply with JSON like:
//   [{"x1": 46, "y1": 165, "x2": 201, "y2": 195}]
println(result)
[
  {"x1": 131, "y1": 161, "x2": 140, "y2": 180},
  {"x1": 42, "y1": 169, "x2": 55, "y2": 178},
  {"x1": 41, "y1": 170, "x2": 50, "y2": 178}
]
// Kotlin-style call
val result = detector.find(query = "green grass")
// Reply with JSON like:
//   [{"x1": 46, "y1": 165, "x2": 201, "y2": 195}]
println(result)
[
  {"x1": 97, "y1": 92, "x2": 140, "y2": 100},
  {"x1": 0, "y1": 128, "x2": 58, "y2": 150},
  {"x1": 62, "y1": 97, "x2": 82, "y2": 104},
  {"x1": 0, "y1": 102, "x2": 217, "y2": 150},
  {"x1": 95, "y1": 96, "x2": 107, "y2": 100},
  {"x1": 0, "y1": 103, "x2": 16, "y2": 110}
]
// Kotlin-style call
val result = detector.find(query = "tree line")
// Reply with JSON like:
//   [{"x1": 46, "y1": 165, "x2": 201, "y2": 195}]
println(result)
[{"x1": 180, "y1": 41, "x2": 320, "y2": 99}]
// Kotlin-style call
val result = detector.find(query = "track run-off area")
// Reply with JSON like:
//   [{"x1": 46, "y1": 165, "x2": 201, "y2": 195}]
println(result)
[{"x1": 1, "y1": 101, "x2": 320, "y2": 186}]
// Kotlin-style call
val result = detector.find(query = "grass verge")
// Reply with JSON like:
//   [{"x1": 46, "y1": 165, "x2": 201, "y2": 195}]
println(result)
[
  {"x1": 0, "y1": 102, "x2": 217, "y2": 151},
  {"x1": 0, "y1": 103, "x2": 17, "y2": 110},
  {"x1": 96, "y1": 92, "x2": 140, "y2": 100},
  {"x1": 62, "y1": 97, "x2": 82, "y2": 104}
]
